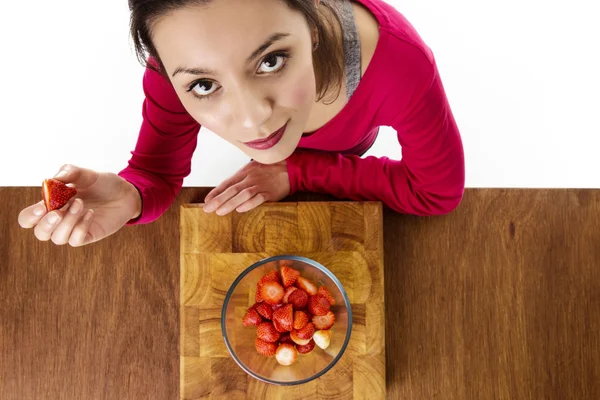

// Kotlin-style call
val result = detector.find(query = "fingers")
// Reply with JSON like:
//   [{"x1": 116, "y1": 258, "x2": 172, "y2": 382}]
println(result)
[
  {"x1": 204, "y1": 168, "x2": 249, "y2": 205},
  {"x1": 34, "y1": 209, "x2": 64, "y2": 242},
  {"x1": 236, "y1": 193, "x2": 268, "y2": 213},
  {"x1": 54, "y1": 164, "x2": 99, "y2": 189},
  {"x1": 205, "y1": 183, "x2": 254, "y2": 215},
  {"x1": 49, "y1": 199, "x2": 86, "y2": 245},
  {"x1": 18, "y1": 200, "x2": 48, "y2": 229},
  {"x1": 68, "y1": 209, "x2": 95, "y2": 247}
]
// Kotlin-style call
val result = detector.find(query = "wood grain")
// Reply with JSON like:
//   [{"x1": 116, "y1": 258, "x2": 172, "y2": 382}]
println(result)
[
  {"x1": 180, "y1": 202, "x2": 386, "y2": 399},
  {"x1": 1, "y1": 188, "x2": 599, "y2": 399}
]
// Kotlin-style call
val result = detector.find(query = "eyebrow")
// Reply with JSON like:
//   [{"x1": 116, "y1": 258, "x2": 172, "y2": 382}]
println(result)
[{"x1": 172, "y1": 32, "x2": 291, "y2": 78}]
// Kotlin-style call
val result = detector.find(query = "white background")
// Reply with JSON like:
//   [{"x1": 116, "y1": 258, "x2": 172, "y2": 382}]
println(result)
[{"x1": 1, "y1": 0, "x2": 599, "y2": 188}]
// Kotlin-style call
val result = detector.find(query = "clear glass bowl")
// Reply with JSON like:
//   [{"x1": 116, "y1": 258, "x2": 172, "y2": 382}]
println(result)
[{"x1": 221, "y1": 255, "x2": 352, "y2": 385}]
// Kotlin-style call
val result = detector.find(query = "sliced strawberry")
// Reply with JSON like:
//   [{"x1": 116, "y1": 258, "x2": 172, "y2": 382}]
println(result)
[
  {"x1": 258, "y1": 270, "x2": 281, "y2": 286},
  {"x1": 295, "y1": 276, "x2": 318, "y2": 295},
  {"x1": 259, "y1": 281, "x2": 284, "y2": 305},
  {"x1": 290, "y1": 329, "x2": 311, "y2": 346},
  {"x1": 312, "y1": 330, "x2": 332, "y2": 350},
  {"x1": 42, "y1": 178, "x2": 77, "y2": 212},
  {"x1": 280, "y1": 266, "x2": 300, "y2": 288},
  {"x1": 317, "y1": 286, "x2": 336, "y2": 305},
  {"x1": 242, "y1": 307, "x2": 262, "y2": 327},
  {"x1": 282, "y1": 286, "x2": 297, "y2": 304},
  {"x1": 308, "y1": 295, "x2": 330, "y2": 316},
  {"x1": 293, "y1": 311, "x2": 309, "y2": 330},
  {"x1": 272, "y1": 303, "x2": 293, "y2": 332},
  {"x1": 294, "y1": 322, "x2": 315, "y2": 340},
  {"x1": 312, "y1": 311, "x2": 335, "y2": 330},
  {"x1": 255, "y1": 303, "x2": 273, "y2": 320},
  {"x1": 256, "y1": 322, "x2": 281, "y2": 343},
  {"x1": 255, "y1": 337, "x2": 277, "y2": 356},
  {"x1": 296, "y1": 339, "x2": 316, "y2": 354},
  {"x1": 272, "y1": 303, "x2": 284, "y2": 311},
  {"x1": 255, "y1": 288, "x2": 263, "y2": 303},
  {"x1": 275, "y1": 343, "x2": 298, "y2": 366},
  {"x1": 287, "y1": 289, "x2": 308, "y2": 310},
  {"x1": 279, "y1": 333, "x2": 294, "y2": 345}
]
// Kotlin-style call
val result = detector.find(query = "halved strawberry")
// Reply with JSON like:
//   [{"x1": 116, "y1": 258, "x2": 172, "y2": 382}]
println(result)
[
  {"x1": 296, "y1": 339, "x2": 316, "y2": 355},
  {"x1": 295, "y1": 276, "x2": 318, "y2": 295},
  {"x1": 256, "y1": 322, "x2": 281, "y2": 343},
  {"x1": 317, "y1": 286, "x2": 336, "y2": 306},
  {"x1": 275, "y1": 343, "x2": 298, "y2": 366},
  {"x1": 259, "y1": 281, "x2": 284, "y2": 305},
  {"x1": 279, "y1": 333, "x2": 294, "y2": 345},
  {"x1": 294, "y1": 322, "x2": 315, "y2": 340},
  {"x1": 42, "y1": 178, "x2": 77, "y2": 212},
  {"x1": 258, "y1": 270, "x2": 280, "y2": 286},
  {"x1": 308, "y1": 295, "x2": 330, "y2": 316},
  {"x1": 282, "y1": 286, "x2": 297, "y2": 304},
  {"x1": 272, "y1": 303, "x2": 284, "y2": 311},
  {"x1": 293, "y1": 311, "x2": 309, "y2": 330},
  {"x1": 242, "y1": 307, "x2": 262, "y2": 327},
  {"x1": 312, "y1": 311, "x2": 335, "y2": 330},
  {"x1": 255, "y1": 303, "x2": 273, "y2": 320},
  {"x1": 255, "y1": 337, "x2": 277, "y2": 356},
  {"x1": 255, "y1": 288, "x2": 263, "y2": 303},
  {"x1": 280, "y1": 266, "x2": 300, "y2": 288},
  {"x1": 287, "y1": 289, "x2": 308, "y2": 310},
  {"x1": 312, "y1": 330, "x2": 332, "y2": 350},
  {"x1": 290, "y1": 329, "x2": 311, "y2": 346},
  {"x1": 272, "y1": 303, "x2": 293, "y2": 332}
]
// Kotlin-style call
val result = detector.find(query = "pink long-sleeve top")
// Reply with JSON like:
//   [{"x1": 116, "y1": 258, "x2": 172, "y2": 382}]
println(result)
[{"x1": 118, "y1": 0, "x2": 465, "y2": 225}]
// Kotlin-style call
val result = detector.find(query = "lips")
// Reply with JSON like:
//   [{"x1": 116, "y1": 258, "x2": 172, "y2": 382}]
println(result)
[{"x1": 244, "y1": 123, "x2": 288, "y2": 150}]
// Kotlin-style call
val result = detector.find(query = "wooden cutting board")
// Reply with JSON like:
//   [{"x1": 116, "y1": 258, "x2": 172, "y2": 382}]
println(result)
[{"x1": 180, "y1": 201, "x2": 385, "y2": 399}]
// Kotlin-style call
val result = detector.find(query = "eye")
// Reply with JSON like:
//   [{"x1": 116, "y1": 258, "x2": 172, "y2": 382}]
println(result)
[
  {"x1": 258, "y1": 53, "x2": 287, "y2": 74},
  {"x1": 188, "y1": 79, "x2": 220, "y2": 98}
]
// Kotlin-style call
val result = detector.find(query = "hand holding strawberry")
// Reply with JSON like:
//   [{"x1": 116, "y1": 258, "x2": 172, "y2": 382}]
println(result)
[{"x1": 17, "y1": 164, "x2": 142, "y2": 247}]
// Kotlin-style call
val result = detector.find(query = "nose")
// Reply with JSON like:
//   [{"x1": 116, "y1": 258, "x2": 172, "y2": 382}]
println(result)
[{"x1": 229, "y1": 85, "x2": 272, "y2": 134}]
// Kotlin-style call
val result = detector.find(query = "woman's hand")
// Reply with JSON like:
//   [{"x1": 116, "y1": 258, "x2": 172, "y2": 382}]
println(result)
[
  {"x1": 17, "y1": 164, "x2": 142, "y2": 247},
  {"x1": 203, "y1": 160, "x2": 290, "y2": 215}
]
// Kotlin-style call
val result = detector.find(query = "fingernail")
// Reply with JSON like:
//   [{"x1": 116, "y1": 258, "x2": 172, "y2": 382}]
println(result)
[
  {"x1": 33, "y1": 205, "x2": 45, "y2": 216},
  {"x1": 47, "y1": 212, "x2": 59, "y2": 224},
  {"x1": 203, "y1": 205, "x2": 214, "y2": 213},
  {"x1": 55, "y1": 170, "x2": 68, "y2": 179},
  {"x1": 69, "y1": 199, "x2": 82, "y2": 214},
  {"x1": 84, "y1": 209, "x2": 94, "y2": 221}
]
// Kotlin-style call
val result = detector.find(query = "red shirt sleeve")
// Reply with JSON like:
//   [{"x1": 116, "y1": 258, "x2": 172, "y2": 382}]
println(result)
[
  {"x1": 118, "y1": 58, "x2": 201, "y2": 224},
  {"x1": 286, "y1": 50, "x2": 465, "y2": 216}
]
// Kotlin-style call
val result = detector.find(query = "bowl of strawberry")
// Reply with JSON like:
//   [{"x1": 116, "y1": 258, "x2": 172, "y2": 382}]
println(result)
[{"x1": 221, "y1": 255, "x2": 352, "y2": 385}]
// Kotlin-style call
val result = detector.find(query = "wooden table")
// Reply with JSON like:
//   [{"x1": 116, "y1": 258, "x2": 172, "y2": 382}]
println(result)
[{"x1": 1, "y1": 188, "x2": 599, "y2": 399}]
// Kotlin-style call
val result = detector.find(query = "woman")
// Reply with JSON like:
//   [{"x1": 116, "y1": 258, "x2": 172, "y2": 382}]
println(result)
[{"x1": 18, "y1": 0, "x2": 465, "y2": 246}]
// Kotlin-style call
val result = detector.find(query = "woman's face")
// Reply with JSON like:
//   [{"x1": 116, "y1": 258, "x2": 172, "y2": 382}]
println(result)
[{"x1": 151, "y1": 0, "x2": 318, "y2": 164}]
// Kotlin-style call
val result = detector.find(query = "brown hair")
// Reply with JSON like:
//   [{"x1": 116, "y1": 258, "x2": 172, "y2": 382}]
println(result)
[{"x1": 128, "y1": 0, "x2": 345, "y2": 103}]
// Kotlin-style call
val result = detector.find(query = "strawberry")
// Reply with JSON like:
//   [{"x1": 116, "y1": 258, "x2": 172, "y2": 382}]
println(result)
[
  {"x1": 255, "y1": 288, "x2": 263, "y2": 303},
  {"x1": 275, "y1": 343, "x2": 298, "y2": 366},
  {"x1": 308, "y1": 295, "x2": 331, "y2": 316},
  {"x1": 255, "y1": 303, "x2": 273, "y2": 320},
  {"x1": 255, "y1": 337, "x2": 277, "y2": 356},
  {"x1": 290, "y1": 329, "x2": 311, "y2": 346},
  {"x1": 282, "y1": 286, "x2": 297, "y2": 304},
  {"x1": 312, "y1": 311, "x2": 335, "y2": 330},
  {"x1": 42, "y1": 178, "x2": 77, "y2": 212},
  {"x1": 294, "y1": 322, "x2": 315, "y2": 340},
  {"x1": 312, "y1": 330, "x2": 332, "y2": 350},
  {"x1": 293, "y1": 311, "x2": 309, "y2": 330},
  {"x1": 259, "y1": 281, "x2": 284, "y2": 305},
  {"x1": 258, "y1": 270, "x2": 281, "y2": 286},
  {"x1": 280, "y1": 266, "x2": 300, "y2": 288},
  {"x1": 272, "y1": 303, "x2": 284, "y2": 311},
  {"x1": 272, "y1": 304, "x2": 293, "y2": 332},
  {"x1": 295, "y1": 276, "x2": 318, "y2": 295},
  {"x1": 279, "y1": 333, "x2": 294, "y2": 345},
  {"x1": 287, "y1": 289, "x2": 308, "y2": 310},
  {"x1": 296, "y1": 339, "x2": 316, "y2": 355},
  {"x1": 256, "y1": 322, "x2": 281, "y2": 343},
  {"x1": 273, "y1": 318, "x2": 287, "y2": 333},
  {"x1": 242, "y1": 307, "x2": 262, "y2": 327},
  {"x1": 317, "y1": 286, "x2": 336, "y2": 306}
]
